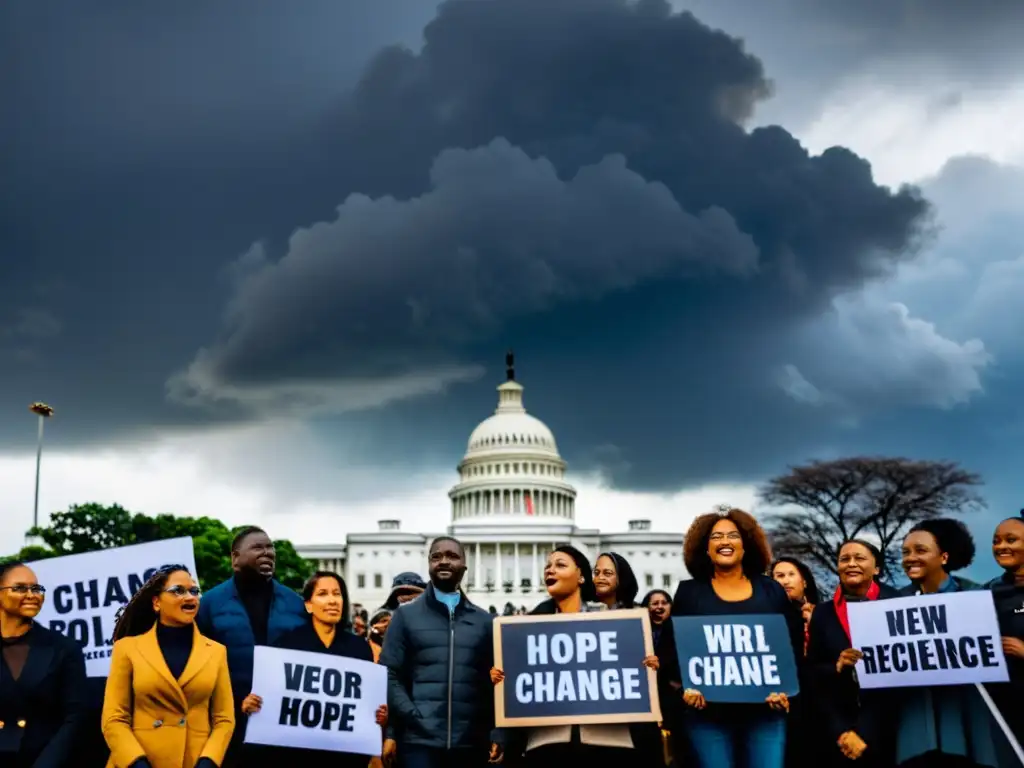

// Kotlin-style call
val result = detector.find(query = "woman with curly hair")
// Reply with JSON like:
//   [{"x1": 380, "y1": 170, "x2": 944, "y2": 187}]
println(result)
[
  {"x1": 102, "y1": 565, "x2": 235, "y2": 768},
  {"x1": 669, "y1": 508, "x2": 803, "y2": 768},
  {"x1": 894, "y1": 518, "x2": 999, "y2": 768}
]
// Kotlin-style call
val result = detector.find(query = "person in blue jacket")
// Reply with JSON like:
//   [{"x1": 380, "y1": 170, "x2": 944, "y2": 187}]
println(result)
[{"x1": 195, "y1": 525, "x2": 307, "y2": 768}]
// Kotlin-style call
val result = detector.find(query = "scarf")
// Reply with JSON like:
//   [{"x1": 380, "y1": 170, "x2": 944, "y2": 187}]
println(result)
[{"x1": 834, "y1": 580, "x2": 881, "y2": 642}]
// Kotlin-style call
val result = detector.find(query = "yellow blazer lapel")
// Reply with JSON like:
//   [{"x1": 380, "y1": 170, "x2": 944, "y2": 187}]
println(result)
[
  {"x1": 137, "y1": 624, "x2": 188, "y2": 712},
  {"x1": 178, "y1": 625, "x2": 216, "y2": 692}
]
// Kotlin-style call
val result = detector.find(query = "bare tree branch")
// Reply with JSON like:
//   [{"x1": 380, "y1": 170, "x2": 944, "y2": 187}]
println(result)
[{"x1": 760, "y1": 457, "x2": 985, "y2": 582}]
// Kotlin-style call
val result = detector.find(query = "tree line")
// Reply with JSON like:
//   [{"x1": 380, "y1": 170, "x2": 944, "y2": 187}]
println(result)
[
  {"x1": 0, "y1": 502, "x2": 312, "y2": 591},
  {"x1": 0, "y1": 456, "x2": 987, "y2": 589}
]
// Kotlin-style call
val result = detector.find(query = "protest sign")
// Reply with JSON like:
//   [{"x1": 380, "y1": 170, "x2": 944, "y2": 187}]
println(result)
[
  {"x1": 493, "y1": 608, "x2": 660, "y2": 727},
  {"x1": 28, "y1": 537, "x2": 197, "y2": 677},
  {"x1": 848, "y1": 591, "x2": 1009, "y2": 689},
  {"x1": 672, "y1": 614, "x2": 799, "y2": 704},
  {"x1": 245, "y1": 646, "x2": 387, "y2": 755}
]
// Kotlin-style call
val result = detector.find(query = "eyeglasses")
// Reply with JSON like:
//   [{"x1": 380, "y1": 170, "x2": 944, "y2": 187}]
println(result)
[
  {"x1": 708, "y1": 532, "x2": 742, "y2": 542},
  {"x1": 0, "y1": 585, "x2": 46, "y2": 595},
  {"x1": 163, "y1": 585, "x2": 202, "y2": 598}
]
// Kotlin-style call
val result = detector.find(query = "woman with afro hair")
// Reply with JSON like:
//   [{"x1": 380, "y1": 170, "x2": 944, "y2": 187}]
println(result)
[
  {"x1": 669, "y1": 508, "x2": 804, "y2": 768},
  {"x1": 893, "y1": 518, "x2": 1002, "y2": 768}
]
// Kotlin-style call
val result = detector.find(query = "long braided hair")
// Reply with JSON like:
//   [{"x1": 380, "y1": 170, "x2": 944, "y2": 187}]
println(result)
[{"x1": 111, "y1": 563, "x2": 192, "y2": 642}]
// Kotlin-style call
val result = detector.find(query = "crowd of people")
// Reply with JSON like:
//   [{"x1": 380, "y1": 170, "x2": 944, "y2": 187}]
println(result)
[{"x1": 1, "y1": 510, "x2": 1022, "y2": 768}]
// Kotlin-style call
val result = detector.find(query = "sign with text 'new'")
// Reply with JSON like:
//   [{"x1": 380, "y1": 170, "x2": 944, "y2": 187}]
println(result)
[
  {"x1": 672, "y1": 614, "x2": 800, "y2": 704},
  {"x1": 493, "y1": 608, "x2": 661, "y2": 727},
  {"x1": 28, "y1": 537, "x2": 197, "y2": 677},
  {"x1": 246, "y1": 645, "x2": 387, "y2": 755},
  {"x1": 848, "y1": 591, "x2": 1009, "y2": 689}
]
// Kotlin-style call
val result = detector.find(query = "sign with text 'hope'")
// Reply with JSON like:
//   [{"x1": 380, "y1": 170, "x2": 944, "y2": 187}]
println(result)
[
  {"x1": 246, "y1": 646, "x2": 387, "y2": 755},
  {"x1": 28, "y1": 537, "x2": 197, "y2": 677},
  {"x1": 672, "y1": 614, "x2": 800, "y2": 704},
  {"x1": 493, "y1": 609, "x2": 661, "y2": 727},
  {"x1": 848, "y1": 591, "x2": 1009, "y2": 689}
]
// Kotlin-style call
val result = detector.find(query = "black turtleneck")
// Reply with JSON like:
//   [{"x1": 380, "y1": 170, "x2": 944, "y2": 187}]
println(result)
[
  {"x1": 234, "y1": 571, "x2": 273, "y2": 644},
  {"x1": 156, "y1": 622, "x2": 194, "y2": 680},
  {"x1": 1, "y1": 622, "x2": 33, "y2": 681}
]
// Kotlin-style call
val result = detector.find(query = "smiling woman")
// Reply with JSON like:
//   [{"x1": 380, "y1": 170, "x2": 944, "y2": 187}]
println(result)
[
  {"x1": 669, "y1": 509, "x2": 804, "y2": 768},
  {"x1": 806, "y1": 540, "x2": 899, "y2": 767},
  {"x1": 240, "y1": 570, "x2": 386, "y2": 768},
  {"x1": 0, "y1": 561, "x2": 88, "y2": 768},
  {"x1": 891, "y1": 520, "x2": 1002, "y2": 768}
]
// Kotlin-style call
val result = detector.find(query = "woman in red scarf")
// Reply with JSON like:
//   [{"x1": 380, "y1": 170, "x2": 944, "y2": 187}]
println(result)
[{"x1": 806, "y1": 540, "x2": 898, "y2": 768}]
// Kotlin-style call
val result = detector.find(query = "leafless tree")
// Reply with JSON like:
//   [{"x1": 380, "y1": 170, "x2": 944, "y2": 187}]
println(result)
[{"x1": 760, "y1": 457, "x2": 985, "y2": 581}]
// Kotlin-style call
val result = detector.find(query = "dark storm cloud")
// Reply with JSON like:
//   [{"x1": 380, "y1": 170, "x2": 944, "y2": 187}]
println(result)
[
  {"x1": 2, "y1": 0, "x2": 966, "y2": 500},
  {"x1": 0, "y1": 0, "x2": 441, "y2": 452},
  {"x1": 175, "y1": 139, "x2": 758, "y2": 404},
  {"x1": 184, "y1": 0, "x2": 928, "y2": 413}
]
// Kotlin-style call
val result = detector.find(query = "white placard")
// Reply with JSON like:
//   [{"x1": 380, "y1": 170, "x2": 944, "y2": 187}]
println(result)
[
  {"x1": 848, "y1": 590, "x2": 1009, "y2": 689},
  {"x1": 245, "y1": 645, "x2": 387, "y2": 756},
  {"x1": 27, "y1": 537, "x2": 197, "y2": 677}
]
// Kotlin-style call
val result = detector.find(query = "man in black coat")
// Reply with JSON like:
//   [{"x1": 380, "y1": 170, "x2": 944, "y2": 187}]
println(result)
[{"x1": 379, "y1": 536, "x2": 502, "y2": 768}]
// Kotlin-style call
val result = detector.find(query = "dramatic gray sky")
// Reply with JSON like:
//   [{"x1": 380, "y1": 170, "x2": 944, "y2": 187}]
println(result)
[{"x1": 2, "y1": 0, "x2": 1022, "y2": 581}]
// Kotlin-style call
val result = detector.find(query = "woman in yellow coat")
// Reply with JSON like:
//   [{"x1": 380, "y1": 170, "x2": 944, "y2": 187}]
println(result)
[{"x1": 102, "y1": 564, "x2": 235, "y2": 768}]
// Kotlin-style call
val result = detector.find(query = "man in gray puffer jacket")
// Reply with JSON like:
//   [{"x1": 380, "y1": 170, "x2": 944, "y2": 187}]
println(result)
[{"x1": 380, "y1": 536, "x2": 503, "y2": 768}]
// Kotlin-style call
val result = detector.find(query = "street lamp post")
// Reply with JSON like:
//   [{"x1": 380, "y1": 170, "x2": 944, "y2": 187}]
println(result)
[{"x1": 28, "y1": 402, "x2": 54, "y2": 533}]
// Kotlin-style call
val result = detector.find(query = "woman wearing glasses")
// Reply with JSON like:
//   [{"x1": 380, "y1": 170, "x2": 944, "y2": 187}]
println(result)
[
  {"x1": 670, "y1": 509, "x2": 804, "y2": 768},
  {"x1": 102, "y1": 564, "x2": 235, "y2": 768},
  {"x1": 0, "y1": 561, "x2": 87, "y2": 768}
]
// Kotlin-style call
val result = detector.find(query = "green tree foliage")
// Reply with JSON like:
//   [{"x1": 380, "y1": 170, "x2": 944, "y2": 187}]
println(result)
[{"x1": 2, "y1": 502, "x2": 312, "y2": 591}]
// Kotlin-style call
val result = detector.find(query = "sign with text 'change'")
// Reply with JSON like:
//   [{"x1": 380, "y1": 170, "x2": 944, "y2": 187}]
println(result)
[
  {"x1": 494, "y1": 609, "x2": 661, "y2": 727},
  {"x1": 672, "y1": 614, "x2": 800, "y2": 704},
  {"x1": 28, "y1": 537, "x2": 197, "y2": 677},
  {"x1": 848, "y1": 591, "x2": 1009, "y2": 689},
  {"x1": 246, "y1": 646, "x2": 387, "y2": 755}
]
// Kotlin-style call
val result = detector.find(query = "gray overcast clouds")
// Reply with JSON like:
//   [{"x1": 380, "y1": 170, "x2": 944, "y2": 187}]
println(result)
[{"x1": 2, "y1": 0, "x2": 1022, "y2": 576}]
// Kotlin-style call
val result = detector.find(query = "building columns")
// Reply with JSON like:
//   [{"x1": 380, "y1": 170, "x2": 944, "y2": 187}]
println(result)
[
  {"x1": 475, "y1": 541, "x2": 482, "y2": 589},
  {"x1": 496, "y1": 544, "x2": 504, "y2": 587},
  {"x1": 532, "y1": 543, "x2": 538, "y2": 591},
  {"x1": 513, "y1": 542, "x2": 521, "y2": 589}
]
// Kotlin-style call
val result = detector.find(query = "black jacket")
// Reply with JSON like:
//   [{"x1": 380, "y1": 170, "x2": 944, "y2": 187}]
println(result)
[
  {"x1": 0, "y1": 622, "x2": 87, "y2": 768},
  {"x1": 379, "y1": 584, "x2": 498, "y2": 750},
  {"x1": 248, "y1": 620, "x2": 376, "y2": 768},
  {"x1": 805, "y1": 584, "x2": 899, "y2": 767}
]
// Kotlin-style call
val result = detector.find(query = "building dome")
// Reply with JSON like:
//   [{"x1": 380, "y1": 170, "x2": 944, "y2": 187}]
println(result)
[
  {"x1": 449, "y1": 357, "x2": 576, "y2": 527},
  {"x1": 465, "y1": 383, "x2": 560, "y2": 459}
]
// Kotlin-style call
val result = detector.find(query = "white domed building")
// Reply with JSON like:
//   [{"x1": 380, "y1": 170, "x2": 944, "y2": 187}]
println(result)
[{"x1": 297, "y1": 357, "x2": 688, "y2": 611}]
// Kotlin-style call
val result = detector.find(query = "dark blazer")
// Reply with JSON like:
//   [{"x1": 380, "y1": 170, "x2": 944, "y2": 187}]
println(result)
[
  {"x1": 379, "y1": 584, "x2": 497, "y2": 750},
  {"x1": 806, "y1": 584, "x2": 899, "y2": 767},
  {"x1": 0, "y1": 622, "x2": 87, "y2": 768},
  {"x1": 248, "y1": 621, "x2": 376, "y2": 768}
]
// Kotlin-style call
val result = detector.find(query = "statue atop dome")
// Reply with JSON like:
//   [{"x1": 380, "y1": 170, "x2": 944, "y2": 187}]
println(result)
[{"x1": 506, "y1": 349, "x2": 515, "y2": 381}]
